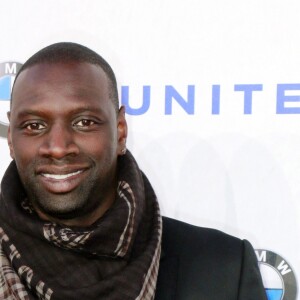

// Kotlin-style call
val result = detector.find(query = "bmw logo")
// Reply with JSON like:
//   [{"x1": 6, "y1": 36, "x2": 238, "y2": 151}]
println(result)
[
  {"x1": 256, "y1": 249, "x2": 297, "y2": 300},
  {"x1": 0, "y1": 62, "x2": 22, "y2": 138}
]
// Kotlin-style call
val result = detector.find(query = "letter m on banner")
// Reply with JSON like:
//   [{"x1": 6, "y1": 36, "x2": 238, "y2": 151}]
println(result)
[{"x1": 5, "y1": 63, "x2": 17, "y2": 74}]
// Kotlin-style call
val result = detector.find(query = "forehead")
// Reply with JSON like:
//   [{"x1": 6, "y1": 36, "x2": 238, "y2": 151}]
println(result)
[{"x1": 11, "y1": 62, "x2": 112, "y2": 114}]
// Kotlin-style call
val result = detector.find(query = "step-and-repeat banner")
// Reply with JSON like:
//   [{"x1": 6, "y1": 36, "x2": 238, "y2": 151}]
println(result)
[{"x1": 0, "y1": 1, "x2": 299, "y2": 299}]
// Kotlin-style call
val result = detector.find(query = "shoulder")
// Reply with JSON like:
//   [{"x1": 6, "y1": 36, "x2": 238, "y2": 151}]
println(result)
[
  {"x1": 160, "y1": 217, "x2": 260, "y2": 282},
  {"x1": 157, "y1": 217, "x2": 266, "y2": 300},
  {"x1": 162, "y1": 216, "x2": 248, "y2": 260}
]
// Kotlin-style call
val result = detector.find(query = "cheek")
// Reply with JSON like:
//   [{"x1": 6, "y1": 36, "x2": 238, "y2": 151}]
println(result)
[
  {"x1": 77, "y1": 130, "x2": 118, "y2": 156},
  {"x1": 11, "y1": 139, "x2": 37, "y2": 168}
]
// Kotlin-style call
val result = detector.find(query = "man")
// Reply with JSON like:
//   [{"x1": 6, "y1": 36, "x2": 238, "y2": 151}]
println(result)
[{"x1": 0, "y1": 42, "x2": 267, "y2": 300}]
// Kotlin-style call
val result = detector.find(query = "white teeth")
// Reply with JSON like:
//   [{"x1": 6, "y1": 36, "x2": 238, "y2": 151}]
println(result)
[{"x1": 42, "y1": 170, "x2": 82, "y2": 180}]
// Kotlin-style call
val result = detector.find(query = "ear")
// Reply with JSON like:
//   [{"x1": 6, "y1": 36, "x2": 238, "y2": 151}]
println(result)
[
  {"x1": 117, "y1": 106, "x2": 128, "y2": 155},
  {"x1": 6, "y1": 112, "x2": 15, "y2": 160}
]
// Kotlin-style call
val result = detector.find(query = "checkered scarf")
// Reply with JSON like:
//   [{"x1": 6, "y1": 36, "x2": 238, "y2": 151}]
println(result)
[{"x1": 0, "y1": 151, "x2": 162, "y2": 300}]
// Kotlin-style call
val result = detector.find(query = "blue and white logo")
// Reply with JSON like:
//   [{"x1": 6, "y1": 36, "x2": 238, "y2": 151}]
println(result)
[
  {"x1": 256, "y1": 249, "x2": 297, "y2": 300},
  {"x1": 0, "y1": 62, "x2": 22, "y2": 138}
]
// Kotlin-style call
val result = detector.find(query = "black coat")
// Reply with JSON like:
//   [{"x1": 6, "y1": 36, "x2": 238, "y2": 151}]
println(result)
[{"x1": 155, "y1": 217, "x2": 267, "y2": 300}]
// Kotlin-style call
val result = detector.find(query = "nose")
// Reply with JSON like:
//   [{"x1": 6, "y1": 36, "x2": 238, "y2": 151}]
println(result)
[{"x1": 38, "y1": 123, "x2": 80, "y2": 159}]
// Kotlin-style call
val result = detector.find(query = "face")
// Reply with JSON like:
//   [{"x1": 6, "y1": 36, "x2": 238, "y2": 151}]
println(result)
[{"x1": 8, "y1": 62, "x2": 127, "y2": 225}]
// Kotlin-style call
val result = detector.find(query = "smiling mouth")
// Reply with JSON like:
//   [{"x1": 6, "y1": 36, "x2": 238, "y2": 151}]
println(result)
[
  {"x1": 39, "y1": 169, "x2": 88, "y2": 194},
  {"x1": 41, "y1": 170, "x2": 84, "y2": 180}
]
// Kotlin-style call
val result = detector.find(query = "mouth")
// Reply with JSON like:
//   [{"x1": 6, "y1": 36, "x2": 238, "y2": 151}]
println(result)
[
  {"x1": 41, "y1": 170, "x2": 83, "y2": 180},
  {"x1": 38, "y1": 168, "x2": 89, "y2": 194}
]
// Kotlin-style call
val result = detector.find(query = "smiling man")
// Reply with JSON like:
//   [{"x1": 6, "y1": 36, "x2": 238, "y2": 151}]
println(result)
[
  {"x1": 0, "y1": 42, "x2": 267, "y2": 300},
  {"x1": 8, "y1": 60, "x2": 123, "y2": 227}
]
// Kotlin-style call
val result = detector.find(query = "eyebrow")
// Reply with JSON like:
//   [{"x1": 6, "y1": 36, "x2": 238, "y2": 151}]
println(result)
[
  {"x1": 15, "y1": 106, "x2": 106, "y2": 119},
  {"x1": 15, "y1": 109, "x2": 48, "y2": 119}
]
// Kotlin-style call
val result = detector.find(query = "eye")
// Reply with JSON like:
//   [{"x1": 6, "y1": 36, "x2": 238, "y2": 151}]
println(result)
[
  {"x1": 25, "y1": 122, "x2": 46, "y2": 131},
  {"x1": 73, "y1": 119, "x2": 96, "y2": 128}
]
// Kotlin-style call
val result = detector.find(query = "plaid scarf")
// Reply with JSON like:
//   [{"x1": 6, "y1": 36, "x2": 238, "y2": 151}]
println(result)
[{"x1": 0, "y1": 151, "x2": 162, "y2": 300}]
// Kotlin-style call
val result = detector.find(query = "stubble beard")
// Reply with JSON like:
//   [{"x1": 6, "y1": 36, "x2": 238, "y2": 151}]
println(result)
[
  {"x1": 21, "y1": 165, "x2": 112, "y2": 221},
  {"x1": 26, "y1": 177, "x2": 99, "y2": 220}
]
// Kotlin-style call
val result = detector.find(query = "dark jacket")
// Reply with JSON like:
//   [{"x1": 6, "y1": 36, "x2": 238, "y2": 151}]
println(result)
[{"x1": 155, "y1": 217, "x2": 267, "y2": 300}]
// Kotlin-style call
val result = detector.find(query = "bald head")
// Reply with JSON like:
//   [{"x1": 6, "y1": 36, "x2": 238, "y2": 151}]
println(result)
[{"x1": 11, "y1": 42, "x2": 119, "y2": 112}]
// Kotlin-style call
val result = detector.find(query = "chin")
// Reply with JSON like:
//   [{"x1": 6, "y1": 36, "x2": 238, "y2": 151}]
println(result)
[{"x1": 31, "y1": 192, "x2": 88, "y2": 220}]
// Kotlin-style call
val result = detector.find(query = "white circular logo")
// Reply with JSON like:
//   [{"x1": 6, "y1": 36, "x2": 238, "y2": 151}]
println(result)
[{"x1": 256, "y1": 249, "x2": 298, "y2": 300}]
